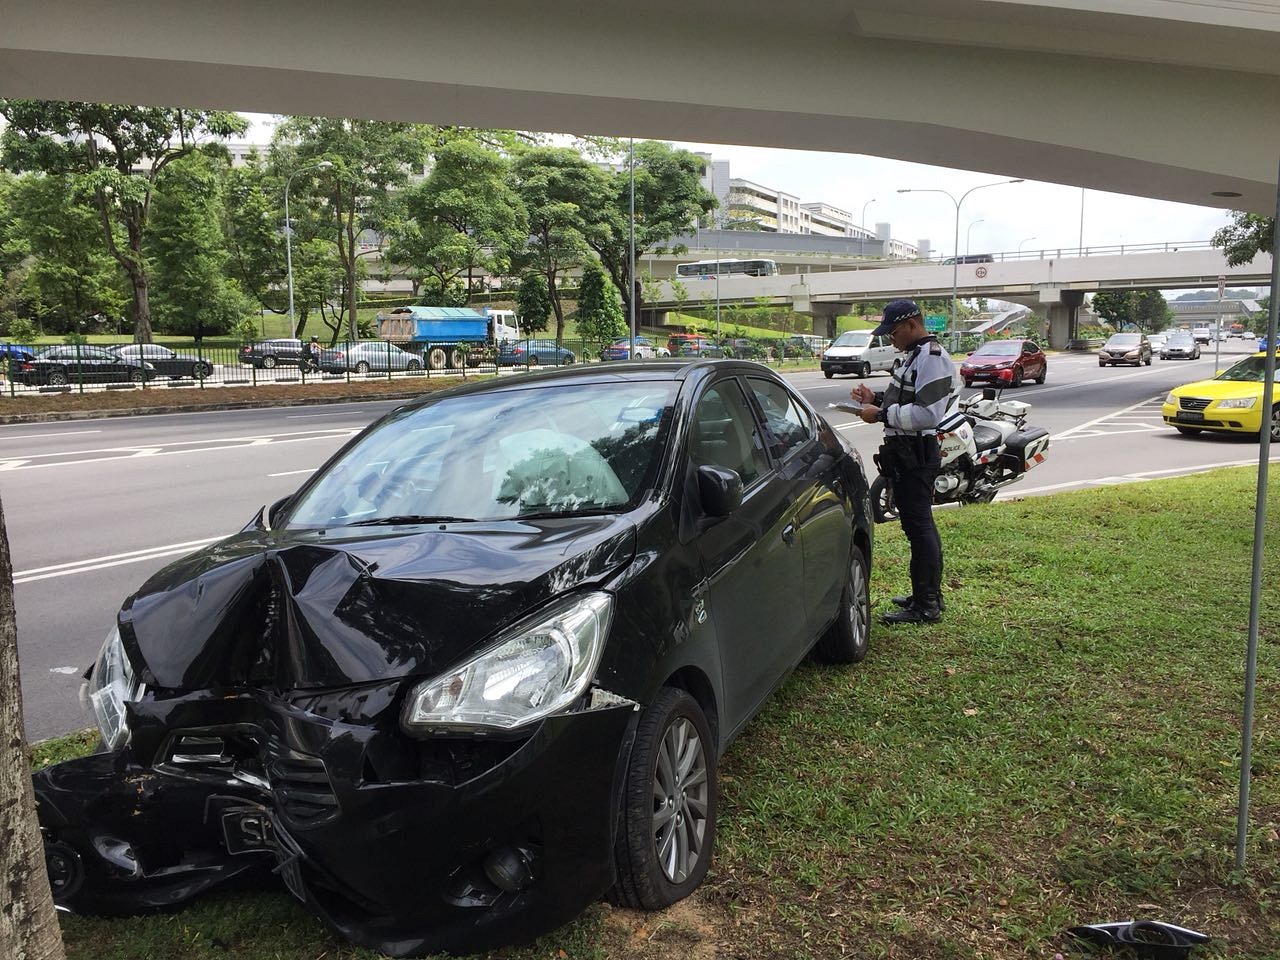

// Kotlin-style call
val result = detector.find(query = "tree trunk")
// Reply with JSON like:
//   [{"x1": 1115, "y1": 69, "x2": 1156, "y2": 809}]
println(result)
[
  {"x1": 548, "y1": 269, "x2": 564, "y2": 340},
  {"x1": 128, "y1": 267, "x2": 154, "y2": 344},
  {"x1": 0, "y1": 496, "x2": 67, "y2": 960}
]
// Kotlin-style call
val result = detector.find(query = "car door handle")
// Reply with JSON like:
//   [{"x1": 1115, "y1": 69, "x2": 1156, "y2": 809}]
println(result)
[{"x1": 781, "y1": 523, "x2": 796, "y2": 546}]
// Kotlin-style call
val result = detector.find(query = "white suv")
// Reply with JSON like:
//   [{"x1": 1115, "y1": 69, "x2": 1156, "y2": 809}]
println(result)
[{"x1": 821, "y1": 330, "x2": 899, "y2": 379}]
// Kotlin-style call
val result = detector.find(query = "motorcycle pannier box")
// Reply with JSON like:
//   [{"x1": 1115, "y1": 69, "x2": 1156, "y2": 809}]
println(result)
[{"x1": 999, "y1": 427, "x2": 1050, "y2": 473}]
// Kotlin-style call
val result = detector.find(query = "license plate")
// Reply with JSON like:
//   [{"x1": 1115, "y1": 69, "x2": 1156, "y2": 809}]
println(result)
[
  {"x1": 1177, "y1": 411, "x2": 1204, "y2": 422},
  {"x1": 222, "y1": 808, "x2": 276, "y2": 855}
]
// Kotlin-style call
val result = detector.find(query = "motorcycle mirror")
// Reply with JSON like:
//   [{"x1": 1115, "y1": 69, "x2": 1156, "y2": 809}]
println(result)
[{"x1": 982, "y1": 387, "x2": 998, "y2": 401}]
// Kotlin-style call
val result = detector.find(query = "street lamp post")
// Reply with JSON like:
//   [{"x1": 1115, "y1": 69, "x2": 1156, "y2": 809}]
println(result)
[
  {"x1": 285, "y1": 160, "x2": 333, "y2": 340},
  {"x1": 897, "y1": 179, "x2": 1023, "y2": 347},
  {"x1": 965, "y1": 218, "x2": 985, "y2": 256},
  {"x1": 860, "y1": 198, "x2": 877, "y2": 256},
  {"x1": 1018, "y1": 236, "x2": 1038, "y2": 256}
]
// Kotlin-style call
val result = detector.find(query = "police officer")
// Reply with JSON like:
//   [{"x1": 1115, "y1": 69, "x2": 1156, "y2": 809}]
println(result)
[{"x1": 850, "y1": 299, "x2": 957, "y2": 624}]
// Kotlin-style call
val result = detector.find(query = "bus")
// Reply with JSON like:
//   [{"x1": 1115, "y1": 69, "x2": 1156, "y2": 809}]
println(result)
[{"x1": 676, "y1": 258, "x2": 779, "y2": 279}]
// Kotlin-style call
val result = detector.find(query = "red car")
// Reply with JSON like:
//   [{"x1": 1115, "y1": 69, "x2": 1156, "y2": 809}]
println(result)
[{"x1": 960, "y1": 338, "x2": 1047, "y2": 388}]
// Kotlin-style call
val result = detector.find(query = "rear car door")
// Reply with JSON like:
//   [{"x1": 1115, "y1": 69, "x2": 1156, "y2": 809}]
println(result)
[
  {"x1": 689, "y1": 377, "x2": 806, "y2": 731},
  {"x1": 870, "y1": 335, "x2": 899, "y2": 371},
  {"x1": 745, "y1": 376, "x2": 849, "y2": 641}
]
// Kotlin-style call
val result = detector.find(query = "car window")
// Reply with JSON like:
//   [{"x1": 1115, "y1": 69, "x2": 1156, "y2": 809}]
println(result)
[
  {"x1": 689, "y1": 380, "x2": 770, "y2": 487},
  {"x1": 283, "y1": 380, "x2": 678, "y2": 526},
  {"x1": 745, "y1": 377, "x2": 812, "y2": 461}
]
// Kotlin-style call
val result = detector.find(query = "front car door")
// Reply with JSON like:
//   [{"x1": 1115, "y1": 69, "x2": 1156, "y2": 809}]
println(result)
[
  {"x1": 870, "y1": 335, "x2": 899, "y2": 371},
  {"x1": 688, "y1": 376, "x2": 806, "y2": 734}
]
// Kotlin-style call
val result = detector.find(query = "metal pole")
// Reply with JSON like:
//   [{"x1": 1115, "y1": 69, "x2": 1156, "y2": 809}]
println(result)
[
  {"x1": 1078, "y1": 187, "x2": 1085, "y2": 256},
  {"x1": 285, "y1": 173, "x2": 296, "y2": 340},
  {"x1": 1234, "y1": 155, "x2": 1279, "y2": 869},
  {"x1": 966, "y1": 218, "x2": 984, "y2": 256},
  {"x1": 951, "y1": 198, "x2": 960, "y2": 349},
  {"x1": 1215, "y1": 277, "x2": 1223, "y2": 372},
  {"x1": 628, "y1": 137, "x2": 636, "y2": 358}
]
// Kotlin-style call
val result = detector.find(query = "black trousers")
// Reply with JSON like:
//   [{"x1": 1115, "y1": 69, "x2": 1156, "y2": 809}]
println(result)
[{"x1": 882, "y1": 435, "x2": 943, "y2": 605}]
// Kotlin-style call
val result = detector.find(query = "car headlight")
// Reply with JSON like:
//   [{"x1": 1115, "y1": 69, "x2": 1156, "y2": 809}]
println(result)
[
  {"x1": 401, "y1": 591, "x2": 614, "y2": 735},
  {"x1": 1165, "y1": 392, "x2": 1177, "y2": 405},
  {"x1": 84, "y1": 626, "x2": 144, "y2": 749},
  {"x1": 1218, "y1": 397, "x2": 1257, "y2": 409}
]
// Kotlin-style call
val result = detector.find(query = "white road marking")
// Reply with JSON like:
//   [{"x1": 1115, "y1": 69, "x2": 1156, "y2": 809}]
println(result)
[
  {"x1": 14, "y1": 537, "x2": 223, "y2": 584},
  {"x1": 0, "y1": 429, "x2": 102, "y2": 440},
  {"x1": 1007, "y1": 456, "x2": 1280, "y2": 497},
  {"x1": 269, "y1": 468, "x2": 315, "y2": 477},
  {"x1": 49, "y1": 667, "x2": 80, "y2": 675},
  {"x1": 1056, "y1": 394, "x2": 1167, "y2": 440}
]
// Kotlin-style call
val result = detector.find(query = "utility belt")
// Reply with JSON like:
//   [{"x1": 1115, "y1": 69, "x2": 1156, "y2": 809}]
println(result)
[{"x1": 878, "y1": 433, "x2": 940, "y2": 477}]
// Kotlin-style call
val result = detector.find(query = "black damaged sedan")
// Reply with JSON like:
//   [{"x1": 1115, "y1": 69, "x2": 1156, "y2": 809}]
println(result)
[{"x1": 37, "y1": 359, "x2": 874, "y2": 957}]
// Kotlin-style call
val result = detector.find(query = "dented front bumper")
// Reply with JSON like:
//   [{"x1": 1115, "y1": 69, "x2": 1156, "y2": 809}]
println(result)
[{"x1": 36, "y1": 687, "x2": 639, "y2": 957}]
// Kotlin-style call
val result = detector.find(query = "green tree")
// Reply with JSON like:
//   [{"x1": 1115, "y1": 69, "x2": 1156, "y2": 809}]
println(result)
[
  {"x1": 575, "y1": 262, "x2": 626, "y2": 355},
  {"x1": 147, "y1": 152, "x2": 249, "y2": 336},
  {"x1": 669, "y1": 277, "x2": 690, "y2": 316},
  {"x1": 404, "y1": 139, "x2": 527, "y2": 301},
  {"x1": 510, "y1": 147, "x2": 607, "y2": 338},
  {"x1": 0, "y1": 100, "x2": 247, "y2": 341},
  {"x1": 1091, "y1": 289, "x2": 1168, "y2": 332},
  {"x1": 516, "y1": 273, "x2": 552, "y2": 335},
  {"x1": 5, "y1": 172, "x2": 125, "y2": 332},
  {"x1": 272, "y1": 117, "x2": 428, "y2": 339},
  {"x1": 223, "y1": 152, "x2": 288, "y2": 317},
  {"x1": 1212, "y1": 211, "x2": 1273, "y2": 267},
  {"x1": 580, "y1": 141, "x2": 716, "y2": 318}
]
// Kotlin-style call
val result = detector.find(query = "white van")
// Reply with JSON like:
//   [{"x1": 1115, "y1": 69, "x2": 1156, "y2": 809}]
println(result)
[{"x1": 821, "y1": 330, "x2": 899, "y2": 379}]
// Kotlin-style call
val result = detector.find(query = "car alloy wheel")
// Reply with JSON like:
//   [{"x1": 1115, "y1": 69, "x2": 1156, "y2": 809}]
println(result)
[
  {"x1": 193, "y1": 363, "x2": 211, "y2": 380},
  {"x1": 262, "y1": 355, "x2": 277, "y2": 369},
  {"x1": 1012, "y1": 368, "x2": 1024, "y2": 387},
  {"x1": 48, "y1": 371, "x2": 69, "y2": 386},
  {"x1": 1270, "y1": 405, "x2": 1280, "y2": 443},
  {"x1": 528, "y1": 355, "x2": 540, "y2": 366},
  {"x1": 813, "y1": 548, "x2": 870, "y2": 663},
  {"x1": 610, "y1": 688, "x2": 716, "y2": 910},
  {"x1": 869, "y1": 474, "x2": 897, "y2": 523},
  {"x1": 355, "y1": 361, "x2": 370, "y2": 374},
  {"x1": 129, "y1": 369, "x2": 146, "y2": 383},
  {"x1": 406, "y1": 359, "x2": 422, "y2": 371}
]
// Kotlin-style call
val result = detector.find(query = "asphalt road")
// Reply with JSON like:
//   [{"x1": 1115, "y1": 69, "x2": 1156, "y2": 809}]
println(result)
[{"x1": 3, "y1": 342, "x2": 1273, "y2": 740}]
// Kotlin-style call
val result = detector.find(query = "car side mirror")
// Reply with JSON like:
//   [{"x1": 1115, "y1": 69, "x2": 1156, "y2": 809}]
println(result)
[
  {"x1": 696, "y1": 465, "x2": 743, "y2": 519},
  {"x1": 266, "y1": 495, "x2": 292, "y2": 528}
]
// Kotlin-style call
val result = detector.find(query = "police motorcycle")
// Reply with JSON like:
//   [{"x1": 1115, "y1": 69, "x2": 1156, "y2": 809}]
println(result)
[{"x1": 851, "y1": 387, "x2": 1051, "y2": 523}]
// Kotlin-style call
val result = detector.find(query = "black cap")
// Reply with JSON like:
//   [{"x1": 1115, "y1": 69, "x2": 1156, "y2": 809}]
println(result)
[{"x1": 871, "y1": 299, "x2": 923, "y2": 336}]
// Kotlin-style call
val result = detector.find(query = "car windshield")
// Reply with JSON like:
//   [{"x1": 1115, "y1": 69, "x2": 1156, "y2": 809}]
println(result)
[
  {"x1": 832, "y1": 332, "x2": 871, "y2": 347},
  {"x1": 971, "y1": 341, "x2": 1022, "y2": 357},
  {"x1": 1167, "y1": 334, "x2": 1193, "y2": 345},
  {"x1": 283, "y1": 380, "x2": 679, "y2": 527},
  {"x1": 1216, "y1": 356, "x2": 1272, "y2": 383},
  {"x1": 1106, "y1": 335, "x2": 1140, "y2": 346}
]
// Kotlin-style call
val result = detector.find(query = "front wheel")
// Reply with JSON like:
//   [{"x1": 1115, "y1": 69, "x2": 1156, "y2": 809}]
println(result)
[
  {"x1": 610, "y1": 688, "x2": 716, "y2": 910},
  {"x1": 813, "y1": 548, "x2": 870, "y2": 663},
  {"x1": 857, "y1": 362, "x2": 870, "y2": 379},
  {"x1": 47, "y1": 371, "x2": 69, "y2": 387},
  {"x1": 527, "y1": 355, "x2": 540, "y2": 366},
  {"x1": 128, "y1": 369, "x2": 146, "y2": 384},
  {"x1": 823, "y1": 370, "x2": 833, "y2": 379},
  {"x1": 261, "y1": 355, "x2": 277, "y2": 369},
  {"x1": 869, "y1": 475, "x2": 897, "y2": 523},
  {"x1": 193, "y1": 362, "x2": 212, "y2": 380},
  {"x1": 562, "y1": 353, "x2": 575, "y2": 365},
  {"x1": 1012, "y1": 368, "x2": 1024, "y2": 388},
  {"x1": 1266, "y1": 405, "x2": 1280, "y2": 443},
  {"x1": 406, "y1": 359, "x2": 422, "y2": 371},
  {"x1": 354, "y1": 361, "x2": 370, "y2": 375},
  {"x1": 1098, "y1": 360, "x2": 1106, "y2": 367},
  {"x1": 1035, "y1": 366, "x2": 1046, "y2": 384}
]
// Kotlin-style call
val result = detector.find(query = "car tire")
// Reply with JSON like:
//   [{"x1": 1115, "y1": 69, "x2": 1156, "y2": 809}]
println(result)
[
  {"x1": 1035, "y1": 367, "x2": 1046, "y2": 384},
  {"x1": 563, "y1": 354, "x2": 575, "y2": 364},
  {"x1": 813, "y1": 547, "x2": 870, "y2": 664},
  {"x1": 128, "y1": 369, "x2": 146, "y2": 383},
  {"x1": 857, "y1": 362, "x2": 870, "y2": 379},
  {"x1": 609, "y1": 687, "x2": 716, "y2": 911},
  {"x1": 528, "y1": 355, "x2": 540, "y2": 366},
  {"x1": 1098, "y1": 360, "x2": 1106, "y2": 367},
  {"x1": 1012, "y1": 368, "x2": 1024, "y2": 388},
  {"x1": 824, "y1": 370, "x2": 833, "y2": 379},
  {"x1": 1176, "y1": 426, "x2": 1202, "y2": 436},
  {"x1": 354, "y1": 361, "x2": 370, "y2": 375},
  {"x1": 1267, "y1": 404, "x2": 1280, "y2": 444},
  {"x1": 406, "y1": 359, "x2": 422, "y2": 371},
  {"x1": 964, "y1": 379, "x2": 974, "y2": 388},
  {"x1": 262, "y1": 355, "x2": 277, "y2": 369},
  {"x1": 193, "y1": 363, "x2": 212, "y2": 380},
  {"x1": 869, "y1": 475, "x2": 897, "y2": 523},
  {"x1": 1145, "y1": 355, "x2": 1152, "y2": 366},
  {"x1": 47, "y1": 371, "x2": 69, "y2": 387}
]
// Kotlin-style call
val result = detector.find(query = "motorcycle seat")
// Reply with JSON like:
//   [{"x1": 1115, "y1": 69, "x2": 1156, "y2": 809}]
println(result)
[{"x1": 972, "y1": 424, "x2": 1004, "y2": 451}]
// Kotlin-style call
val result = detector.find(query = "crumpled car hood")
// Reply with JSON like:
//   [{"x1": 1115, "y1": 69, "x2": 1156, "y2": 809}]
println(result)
[{"x1": 120, "y1": 518, "x2": 636, "y2": 691}]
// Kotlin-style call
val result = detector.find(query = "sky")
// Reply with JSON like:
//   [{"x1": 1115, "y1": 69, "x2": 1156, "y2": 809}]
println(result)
[{"x1": 244, "y1": 115, "x2": 1240, "y2": 272}]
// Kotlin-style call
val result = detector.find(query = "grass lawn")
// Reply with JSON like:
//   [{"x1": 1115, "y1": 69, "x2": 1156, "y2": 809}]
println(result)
[{"x1": 31, "y1": 466, "x2": 1280, "y2": 959}]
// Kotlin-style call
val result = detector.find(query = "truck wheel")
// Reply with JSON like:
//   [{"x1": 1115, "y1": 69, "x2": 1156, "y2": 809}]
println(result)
[
  {"x1": 448, "y1": 348, "x2": 464, "y2": 370},
  {"x1": 427, "y1": 347, "x2": 448, "y2": 370}
]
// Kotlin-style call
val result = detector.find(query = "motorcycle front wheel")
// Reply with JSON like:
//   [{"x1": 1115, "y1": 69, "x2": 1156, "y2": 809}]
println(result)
[{"x1": 869, "y1": 475, "x2": 897, "y2": 523}]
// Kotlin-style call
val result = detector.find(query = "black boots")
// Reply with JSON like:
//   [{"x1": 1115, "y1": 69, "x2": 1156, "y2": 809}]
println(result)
[
  {"x1": 891, "y1": 594, "x2": 946, "y2": 613},
  {"x1": 881, "y1": 598, "x2": 943, "y2": 625}
]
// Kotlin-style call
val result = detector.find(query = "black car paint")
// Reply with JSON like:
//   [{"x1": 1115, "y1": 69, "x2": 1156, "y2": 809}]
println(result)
[
  {"x1": 34, "y1": 360, "x2": 873, "y2": 957},
  {"x1": 9, "y1": 346, "x2": 154, "y2": 385}
]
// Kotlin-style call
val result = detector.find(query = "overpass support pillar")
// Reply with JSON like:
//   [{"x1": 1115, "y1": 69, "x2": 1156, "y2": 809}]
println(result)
[
  {"x1": 1036, "y1": 290, "x2": 1084, "y2": 350},
  {"x1": 806, "y1": 302, "x2": 850, "y2": 339}
]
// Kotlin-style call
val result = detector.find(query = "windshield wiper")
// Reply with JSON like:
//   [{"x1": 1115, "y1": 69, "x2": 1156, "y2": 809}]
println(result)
[
  {"x1": 347, "y1": 515, "x2": 475, "y2": 526},
  {"x1": 511, "y1": 507, "x2": 618, "y2": 521}
]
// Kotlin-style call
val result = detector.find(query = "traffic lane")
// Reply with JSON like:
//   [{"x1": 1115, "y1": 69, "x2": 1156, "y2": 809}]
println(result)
[{"x1": 0, "y1": 398, "x2": 402, "y2": 460}]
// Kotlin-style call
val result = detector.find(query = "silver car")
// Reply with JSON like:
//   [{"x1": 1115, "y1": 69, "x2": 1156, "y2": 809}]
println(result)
[{"x1": 318, "y1": 341, "x2": 423, "y2": 374}]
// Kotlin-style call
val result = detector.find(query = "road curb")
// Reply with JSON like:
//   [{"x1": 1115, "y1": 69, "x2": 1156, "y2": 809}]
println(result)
[{"x1": 0, "y1": 390, "x2": 429, "y2": 425}]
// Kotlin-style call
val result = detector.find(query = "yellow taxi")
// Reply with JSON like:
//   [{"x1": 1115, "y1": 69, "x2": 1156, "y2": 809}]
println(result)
[{"x1": 1162, "y1": 352, "x2": 1279, "y2": 441}]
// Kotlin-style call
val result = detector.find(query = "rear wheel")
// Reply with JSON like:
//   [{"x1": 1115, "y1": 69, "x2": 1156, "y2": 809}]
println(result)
[
  {"x1": 47, "y1": 371, "x2": 69, "y2": 386},
  {"x1": 427, "y1": 347, "x2": 448, "y2": 370},
  {"x1": 406, "y1": 359, "x2": 422, "y2": 371},
  {"x1": 562, "y1": 353, "x2": 575, "y2": 364},
  {"x1": 193, "y1": 362, "x2": 212, "y2": 380},
  {"x1": 354, "y1": 361, "x2": 370, "y2": 374},
  {"x1": 813, "y1": 548, "x2": 870, "y2": 663},
  {"x1": 1035, "y1": 366, "x2": 1046, "y2": 384},
  {"x1": 448, "y1": 348, "x2": 465, "y2": 369},
  {"x1": 262, "y1": 355, "x2": 277, "y2": 369},
  {"x1": 128, "y1": 369, "x2": 146, "y2": 383},
  {"x1": 528, "y1": 355, "x2": 540, "y2": 366},
  {"x1": 610, "y1": 688, "x2": 716, "y2": 910}
]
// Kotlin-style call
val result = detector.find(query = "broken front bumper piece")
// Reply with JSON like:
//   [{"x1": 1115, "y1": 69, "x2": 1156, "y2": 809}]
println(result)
[{"x1": 35, "y1": 689, "x2": 638, "y2": 957}]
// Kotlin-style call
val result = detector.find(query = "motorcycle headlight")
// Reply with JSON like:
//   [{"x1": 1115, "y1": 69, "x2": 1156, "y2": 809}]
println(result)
[
  {"x1": 84, "y1": 626, "x2": 144, "y2": 749},
  {"x1": 1218, "y1": 397, "x2": 1257, "y2": 409},
  {"x1": 401, "y1": 591, "x2": 613, "y2": 735}
]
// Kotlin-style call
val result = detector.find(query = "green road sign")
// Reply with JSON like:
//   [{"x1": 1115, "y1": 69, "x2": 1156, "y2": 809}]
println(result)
[{"x1": 925, "y1": 314, "x2": 947, "y2": 332}]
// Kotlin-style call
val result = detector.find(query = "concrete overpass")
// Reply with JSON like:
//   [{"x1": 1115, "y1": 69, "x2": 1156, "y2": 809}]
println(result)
[
  {"x1": 3, "y1": 1, "x2": 1280, "y2": 217},
  {"x1": 657, "y1": 248, "x2": 1273, "y2": 348}
]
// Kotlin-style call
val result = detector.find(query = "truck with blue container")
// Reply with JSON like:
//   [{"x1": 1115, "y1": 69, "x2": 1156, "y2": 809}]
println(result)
[{"x1": 376, "y1": 306, "x2": 520, "y2": 370}]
